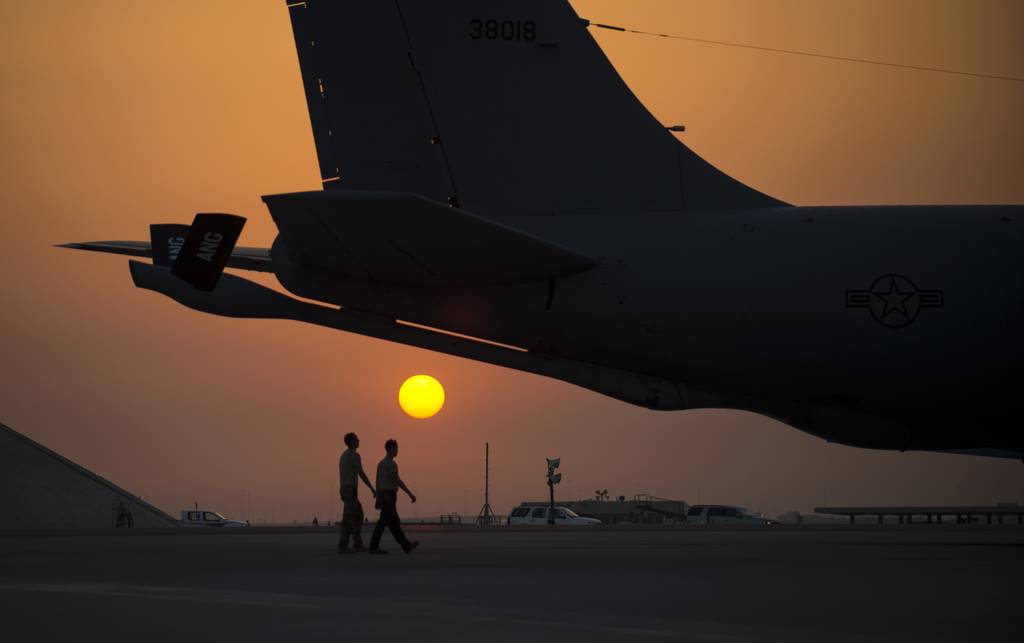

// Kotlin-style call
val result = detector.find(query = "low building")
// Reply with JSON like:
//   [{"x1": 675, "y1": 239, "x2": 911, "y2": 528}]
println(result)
[
  {"x1": 815, "y1": 505, "x2": 1024, "y2": 525},
  {"x1": 0, "y1": 422, "x2": 177, "y2": 530}
]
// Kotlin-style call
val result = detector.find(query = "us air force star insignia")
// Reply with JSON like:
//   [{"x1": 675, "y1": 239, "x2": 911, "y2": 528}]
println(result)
[{"x1": 846, "y1": 274, "x2": 943, "y2": 328}]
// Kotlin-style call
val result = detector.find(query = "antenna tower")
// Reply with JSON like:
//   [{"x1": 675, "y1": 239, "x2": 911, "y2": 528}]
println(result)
[{"x1": 476, "y1": 442, "x2": 496, "y2": 526}]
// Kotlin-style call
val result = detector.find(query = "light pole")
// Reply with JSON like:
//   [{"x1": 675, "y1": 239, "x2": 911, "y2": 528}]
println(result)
[{"x1": 546, "y1": 457, "x2": 562, "y2": 525}]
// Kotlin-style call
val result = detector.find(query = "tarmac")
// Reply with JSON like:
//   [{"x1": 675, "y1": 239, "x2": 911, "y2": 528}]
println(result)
[{"x1": 1, "y1": 524, "x2": 1021, "y2": 642}]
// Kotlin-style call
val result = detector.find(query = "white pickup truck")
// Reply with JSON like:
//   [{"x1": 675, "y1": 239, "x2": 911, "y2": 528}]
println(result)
[
  {"x1": 180, "y1": 510, "x2": 247, "y2": 528},
  {"x1": 507, "y1": 504, "x2": 601, "y2": 526}
]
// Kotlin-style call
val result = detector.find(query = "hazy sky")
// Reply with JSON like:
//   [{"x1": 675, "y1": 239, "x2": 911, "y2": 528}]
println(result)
[{"x1": 2, "y1": 1, "x2": 1023, "y2": 523}]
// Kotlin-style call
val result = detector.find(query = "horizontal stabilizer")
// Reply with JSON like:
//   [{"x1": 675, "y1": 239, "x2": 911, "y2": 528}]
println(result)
[
  {"x1": 56, "y1": 242, "x2": 273, "y2": 272},
  {"x1": 262, "y1": 190, "x2": 597, "y2": 285}
]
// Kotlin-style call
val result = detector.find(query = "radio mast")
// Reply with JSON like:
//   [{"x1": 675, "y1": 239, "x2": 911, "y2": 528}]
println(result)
[{"x1": 476, "y1": 442, "x2": 496, "y2": 526}]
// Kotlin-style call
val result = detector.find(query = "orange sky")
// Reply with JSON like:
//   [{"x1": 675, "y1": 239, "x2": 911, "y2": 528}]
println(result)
[{"x1": 2, "y1": 1, "x2": 1023, "y2": 523}]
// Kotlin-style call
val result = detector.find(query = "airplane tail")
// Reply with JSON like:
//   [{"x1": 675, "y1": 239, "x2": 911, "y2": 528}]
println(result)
[
  {"x1": 170, "y1": 213, "x2": 246, "y2": 292},
  {"x1": 285, "y1": 0, "x2": 786, "y2": 216},
  {"x1": 149, "y1": 224, "x2": 190, "y2": 267}
]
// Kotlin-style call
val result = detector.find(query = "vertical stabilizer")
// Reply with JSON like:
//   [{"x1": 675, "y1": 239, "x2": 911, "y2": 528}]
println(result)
[
  {"x1": 287, "y1": 1, "x2": 455, "y2": 204},
  {"x1": 286, "y1": 1, "x2": 785, "y2": 214}
]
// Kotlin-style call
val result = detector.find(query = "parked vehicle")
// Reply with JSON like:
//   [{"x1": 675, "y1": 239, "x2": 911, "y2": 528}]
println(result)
[
  {"x1": 180, "y1": 509, "x2": 247, "y2": 527},
  {"x1": 507, "y1": 504, "x2": 601, "y2": 526},
  {"x1": 686, "y1": 505, "x2": 771, "y2": 525}
]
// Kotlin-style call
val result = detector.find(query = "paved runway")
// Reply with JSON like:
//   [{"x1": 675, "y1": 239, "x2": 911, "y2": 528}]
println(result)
[{"x1": 1, "y1": 525, "x2": 1021, "y2": 642}]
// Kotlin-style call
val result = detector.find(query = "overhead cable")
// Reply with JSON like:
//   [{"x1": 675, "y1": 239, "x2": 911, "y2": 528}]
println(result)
[{"x1": 584, "y1": 20, "x2": 1024, "y2": 84}]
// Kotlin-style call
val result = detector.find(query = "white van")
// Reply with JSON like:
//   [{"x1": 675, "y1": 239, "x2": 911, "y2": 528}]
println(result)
[
  {"x1": 685, "y1": 505, "x2": 771, "y2": 526},
  {"x1": 507, "y1": 504, "x2": 601, "y2": 526}
]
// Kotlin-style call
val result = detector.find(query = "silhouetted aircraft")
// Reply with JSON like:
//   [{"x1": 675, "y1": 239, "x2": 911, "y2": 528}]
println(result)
[{"x1": 61, "y1": 1, "x2": 1023, "y2": 458}]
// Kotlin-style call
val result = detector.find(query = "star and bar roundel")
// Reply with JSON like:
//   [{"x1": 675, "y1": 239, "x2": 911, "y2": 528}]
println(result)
[{"x1": 846, "y1": 274, "x2": 944, "y2": 328}]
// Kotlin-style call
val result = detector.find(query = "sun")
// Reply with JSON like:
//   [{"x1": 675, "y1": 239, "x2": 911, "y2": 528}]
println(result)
[{"x1": 398, "y1": 375, "x2": 445, "y2": 419}]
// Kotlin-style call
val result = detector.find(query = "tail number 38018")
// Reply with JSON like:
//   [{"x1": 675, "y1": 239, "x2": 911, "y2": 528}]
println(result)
[{"x1": 467, "y1": 19, "x2": 536, "y2": 42}]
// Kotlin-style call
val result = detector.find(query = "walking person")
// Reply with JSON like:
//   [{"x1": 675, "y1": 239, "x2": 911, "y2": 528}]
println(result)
[
  {"x1": 369, "y1": 439, "x2": 419, "y2": 555},
  {"x1": 338, "y1": 432, "x2": 375, "y2": 554}
]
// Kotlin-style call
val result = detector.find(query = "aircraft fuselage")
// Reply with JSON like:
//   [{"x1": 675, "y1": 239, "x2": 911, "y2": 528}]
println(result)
[{"x1": 272, "y1": 204, "x2": 1024, "y2": 452}]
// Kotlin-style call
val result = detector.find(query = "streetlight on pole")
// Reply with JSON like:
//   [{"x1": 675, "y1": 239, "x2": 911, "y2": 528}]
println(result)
[{"x1": 546, "y1": 457, "x2": 562, "y2": 525}]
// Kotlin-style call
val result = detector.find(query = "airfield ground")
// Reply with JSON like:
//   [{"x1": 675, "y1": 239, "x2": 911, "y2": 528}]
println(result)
[{"x1": 1, "y1": 525, "x2": 1021, "y2": 642}]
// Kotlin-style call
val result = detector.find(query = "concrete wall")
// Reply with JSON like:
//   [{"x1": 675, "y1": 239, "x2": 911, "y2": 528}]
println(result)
[{"x1": 0, "y1": 422, "x2": 177, "y2": 529}]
